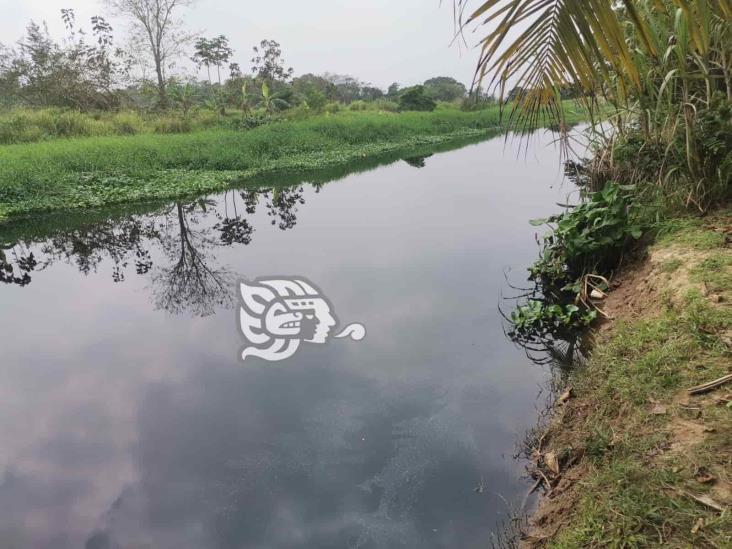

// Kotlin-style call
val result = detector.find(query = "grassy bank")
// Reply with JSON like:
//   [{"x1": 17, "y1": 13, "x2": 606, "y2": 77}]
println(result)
[
  {"x1": 0, "y1": 106, "x2": 587, "y2": 222},
  {"x1": 525, "y1": 210, "x2": 732, "y2": 547}
]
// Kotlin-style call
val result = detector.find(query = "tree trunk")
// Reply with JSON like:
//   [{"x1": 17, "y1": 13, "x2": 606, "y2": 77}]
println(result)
[{"x1": 155, "y1": 56, "x2": 168, "y2": 109}]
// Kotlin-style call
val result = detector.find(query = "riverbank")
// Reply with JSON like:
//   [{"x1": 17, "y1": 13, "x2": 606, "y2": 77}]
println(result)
[
  {"x1": 0, "y1": 106, "x2": 590, "y2": 223},
  {"x1": 522, "y1": 207, "x2": 732, "y2": 547}
]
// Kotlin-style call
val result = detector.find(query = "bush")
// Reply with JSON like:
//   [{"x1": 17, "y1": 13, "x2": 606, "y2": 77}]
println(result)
[
  {"x1": 529, "y1": 183, "x2": 643, "y2": 284},
  {"x1": 282, "y1": 104, "x2": 312, "y2": 121},
  {"x1": 348, "y1": 100, "x2": 369, "y2": 111},
  {"x1": 111, "y1": 112, "x2": 144, "y2": 135},
  {"x1": 398, "y1": 86, "x2": 436, "y2": 112},
  {"x1": 324, "y1": 102, "x2": 341, "y2": 114},
  {"x1": 372, "y1": 99, "x2": 399, "y2": 112},
  {"x1": 53, "y1": 111, "x2": 100, "y2": 137},
  {"x1": 153, "y1": 116, "x2": 192, "y2": 134}
]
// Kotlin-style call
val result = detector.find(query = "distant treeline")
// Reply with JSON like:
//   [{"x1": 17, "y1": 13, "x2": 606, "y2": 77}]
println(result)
[{"x1": 0, "y1": 5, "x2": 495, "y2": 115}]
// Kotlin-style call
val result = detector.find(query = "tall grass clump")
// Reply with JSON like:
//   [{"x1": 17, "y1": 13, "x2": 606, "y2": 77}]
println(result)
[{"x1": 110, "y1": 112, "x2": 144, "y2": 135}]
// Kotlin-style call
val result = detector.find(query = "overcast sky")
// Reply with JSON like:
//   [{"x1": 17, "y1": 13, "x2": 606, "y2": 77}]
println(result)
[{"x1": 0, "y1": 0, "x2": 485, "y2": 89}]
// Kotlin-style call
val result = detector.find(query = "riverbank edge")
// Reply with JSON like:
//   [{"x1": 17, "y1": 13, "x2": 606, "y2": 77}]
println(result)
[
  {"x1": 0, "y1": 127, "x2": 493, "y2": 223},
  {"x1": 521, "y1": 206, "x2": 732, "y2": 547}
]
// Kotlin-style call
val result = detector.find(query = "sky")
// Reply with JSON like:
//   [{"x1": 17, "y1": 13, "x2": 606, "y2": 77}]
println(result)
[{"x1": 0, "y1": 0, "x2": 485, "y2": 89}]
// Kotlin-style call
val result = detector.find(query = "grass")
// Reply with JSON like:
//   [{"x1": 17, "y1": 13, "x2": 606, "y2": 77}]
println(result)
[
  {"x1": 0, "y1": 104, "x2": 590, "y2": 222},
  {"x1": 539, "y1": 212, "x2": 732, "y2": 548},
  {"x1": 653, "y1": 216, "x2": 729, "y2": 250},
  {"x1": 0, "y1": 108, "x2": 224, "y2": 144}
]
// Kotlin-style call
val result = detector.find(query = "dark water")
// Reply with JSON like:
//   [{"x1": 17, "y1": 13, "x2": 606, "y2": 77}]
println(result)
[{"x1": 0, "y1": 132, "x2": 573, "y2": 549}]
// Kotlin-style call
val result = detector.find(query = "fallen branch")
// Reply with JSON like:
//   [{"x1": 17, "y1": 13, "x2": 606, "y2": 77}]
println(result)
[{"x1": 687, "y1": 374, "x2": 732, "y2": 395}]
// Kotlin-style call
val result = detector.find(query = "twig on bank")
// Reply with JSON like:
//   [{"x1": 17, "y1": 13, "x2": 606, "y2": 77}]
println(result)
[{"x1": 687, "y1": 373, "x2": 732, "y2": 395}]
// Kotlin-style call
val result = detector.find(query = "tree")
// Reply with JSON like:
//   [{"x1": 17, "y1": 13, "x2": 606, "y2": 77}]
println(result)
[
  {"x1": 398, "y1": 85, "x2": 436, "y2": 112},
  {"x1": 456, "y1": 0, "x2": 731, "y2": 210},
  {"x1": 192, "y1": 35, "x2": 232, "y2": 84},
  {"x1": 454, "y1": 0, "x2": 731, "y2": 131},
  {"x1": 387, "y1": 82, "x2": 400, "y2": 98},
  {"x1": 250, "y1": 39, "x2": 293, "y2": 84},
  {"x1": 360, "y1": 85, "x2": 384, "y2": 101},
  {"x1": 423, "y1": 76, "x2": 466, "y2": 102},
  {"x1": 0, "y1": 11, "x2": 127, "y2": 109},
  {"x1": 292, "y1": 73, "x2": 337, "y2": 99},
  {"x1": 105, "y1": 0, "x2": 195, "y2": 108},
  {"x1": 322, "y1": 73, "x2": 362, "y2": 103}
]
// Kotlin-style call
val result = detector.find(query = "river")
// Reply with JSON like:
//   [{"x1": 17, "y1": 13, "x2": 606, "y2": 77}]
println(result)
[{"x1": 0, "y1": 130, "x2": 576, "y2": 548}]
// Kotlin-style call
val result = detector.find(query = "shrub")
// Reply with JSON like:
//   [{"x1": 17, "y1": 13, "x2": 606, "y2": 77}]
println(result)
[
  {"x1": 111, "y1": 112, "x2": 144, "y2": 135},
  {"x1": 53, "y1": 111, "x2": 99, "y2": 137},
  {"x1": 324, "y1": 102, "x2": 341, "y2": 114},
  {"x1": 282, "y1": 104, "x2": 312, "y2": 121},
  {"x1": 154, "y1": 116, "x2": 192, "y2": 134},
  {"x1": 372, "y1": 99, "x2": 399, "y2": 112},
  {"x1": 398, "y1": 86, "x2": 436, "y2": 112},
  {"x1": 529, "y1": 183, "x2": 643, "y2": 284},
  {"x1": 348, "y1": 100, "x2": 368, "y2": 111}
]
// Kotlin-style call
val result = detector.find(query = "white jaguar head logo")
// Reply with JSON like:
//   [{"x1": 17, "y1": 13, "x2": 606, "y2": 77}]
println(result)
[{"x1": 238, "y1": 277, "x2": 365, "y2": 362}]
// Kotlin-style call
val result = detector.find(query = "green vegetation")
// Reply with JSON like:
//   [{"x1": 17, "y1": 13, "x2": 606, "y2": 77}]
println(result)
[
  {"x1": 510, "y1": 184, "x2": 642, "y2": 334},
  {"x1": 494, "y1": 0, "x2": 730, "y2": 345},
  {"x1": 397, "y1": 86, "x2": 437, "y2": 112},
  {"x1": 510, "y1": 301, "x2": 597, "y2": 337},
  {"x1": 0, "y1": 101, "x2": 591, "y2": 221},
  {"x1": 0, "y1": 109, "x2": 501, "y2": 221},
  {"x1": 0, "y1": 108, "x2": 225, "y2": 144},
  {"x1": 550, "y1": 285, "x2": 731, "y2": 546},
  {"x1": 464, "y1": 3, "x2": 731, "y2": 543}
]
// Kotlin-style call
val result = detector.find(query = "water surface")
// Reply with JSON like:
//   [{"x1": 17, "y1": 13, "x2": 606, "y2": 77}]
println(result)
[{"x1": 0, "y1": 131, "x2": 572, "y2": 548}]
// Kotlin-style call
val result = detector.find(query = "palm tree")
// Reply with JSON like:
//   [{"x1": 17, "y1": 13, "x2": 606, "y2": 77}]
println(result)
[{"x1": 456, "y1": 0, "x2": 731, "y2": 133}]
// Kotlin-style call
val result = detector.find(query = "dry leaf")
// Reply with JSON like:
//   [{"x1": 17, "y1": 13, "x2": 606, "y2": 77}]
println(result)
[
  {"x1": 691, "y1": 517, "x2": 704, "y2": 534},
  {"x1": 544, "y1": 452, "x2": 560, "y2": 475},
  {"x1": 651, "y1": 403, "x2": 667, "y2": 415},
  {"x1": 684, "y1": 491, "x2": 725, "y2": 512},
  {"x1": 559, "y1": 388, "x2": 572, "y2": 404}
]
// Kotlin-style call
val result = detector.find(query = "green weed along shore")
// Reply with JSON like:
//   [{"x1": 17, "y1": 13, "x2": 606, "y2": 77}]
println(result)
[{"x1": 0, "y1": 107, "x2": 587, "y2": 221}]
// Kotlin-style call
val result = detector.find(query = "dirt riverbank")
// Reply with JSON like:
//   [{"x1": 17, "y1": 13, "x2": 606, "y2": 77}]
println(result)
[{"x1": 521, "y1": 207, "x2": 732, "y2": 547}]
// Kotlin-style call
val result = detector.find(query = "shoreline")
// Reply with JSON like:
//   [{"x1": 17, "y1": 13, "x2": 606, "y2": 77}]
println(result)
[
  {"x1": 0, "y1": 106, "x2": 590, "y2": 224},
  {"x1": 519, "y1": 207, "x2": 732, "y2": 547}
]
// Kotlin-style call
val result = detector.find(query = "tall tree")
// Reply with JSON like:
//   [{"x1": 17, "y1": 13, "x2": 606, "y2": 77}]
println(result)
[
  {"x1": 423, "y1": 76, "x2": 466, "y2": 101},
  {"x1": 105, "y1": 0, "x2": 195, "y2": 107},
  {"x1": 192, "y1": 35, "x2": 232, "y2": 84},
  {"x1": 250, "y1": 39, "x2": 293, "y2": 84}
]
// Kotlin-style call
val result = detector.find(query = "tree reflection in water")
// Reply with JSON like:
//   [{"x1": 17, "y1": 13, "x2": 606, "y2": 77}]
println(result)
[
  {"x1": 0, "y1": 183, "x2": 310, "y2": 317},
  {"x1": 152, "y1": 200, "x2": 234, "y2": 317}
]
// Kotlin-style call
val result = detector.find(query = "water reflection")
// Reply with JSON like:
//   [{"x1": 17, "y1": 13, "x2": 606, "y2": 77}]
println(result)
[
  {"x1": 0, "y1": 132, "x2": 572, "y2": 548},
  {"x1": 402, "y1": 153, "x2": 434, "y2": 169},
  {"x1": 0, "y1": 185, "x2": 314, "y2": 317}
]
